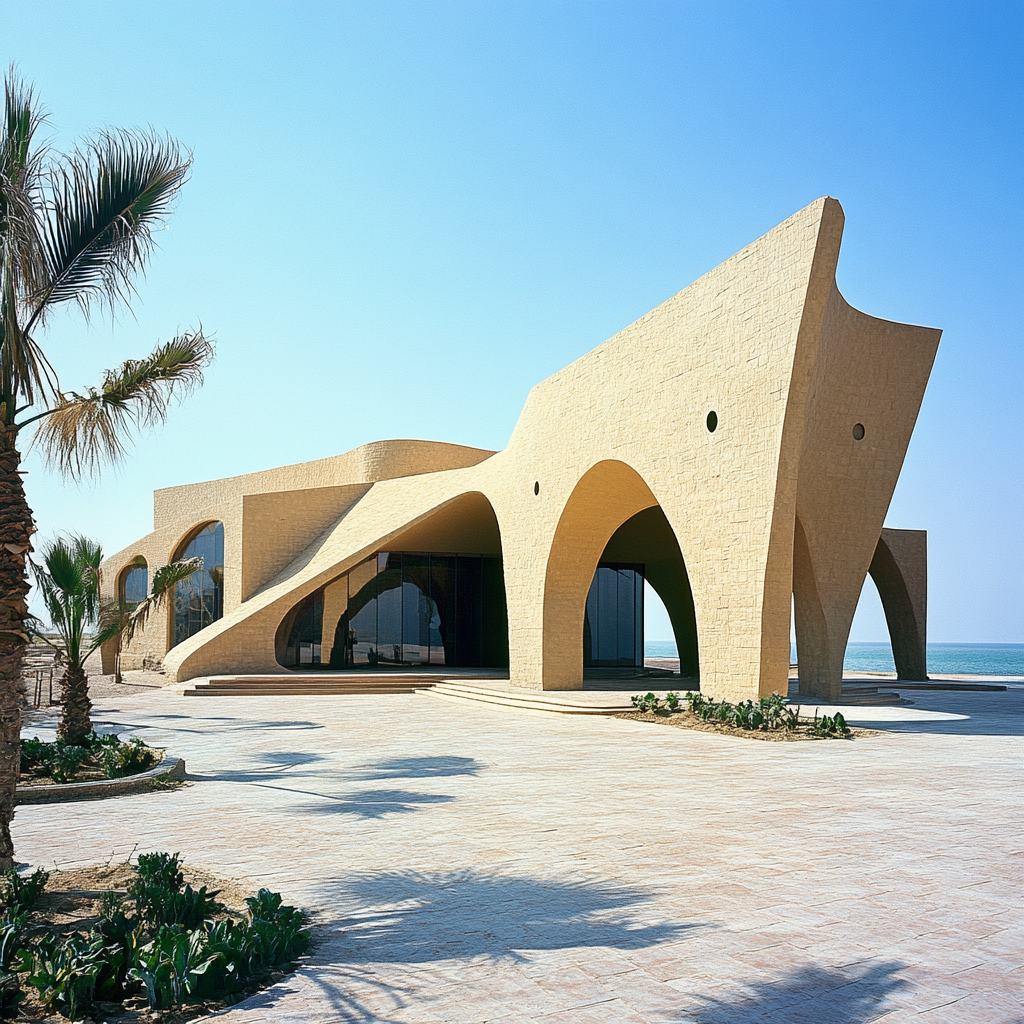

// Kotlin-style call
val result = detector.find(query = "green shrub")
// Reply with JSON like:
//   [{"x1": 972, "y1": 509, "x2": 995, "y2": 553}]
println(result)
[
  {"x1": 50, "y1": 745, "x2": 89, "y2": 784},
  {"x1": 20, "y1": 932, "x2": 108, "y2": 1020},
  {"x1": 664, "y1": 692, "x2": 681, "y2": 712},
  {"x1": 6, "y1": 852, "x2": 310, "y2": 1015},
  {"x1": 0, "y1": 972, "x2": 23, "y2": 1019},
  {"x1": 134, "y1": 852, "x2": 185, "y2": 895},
  {"x1": 813, "y1": 711, "x2": 850, "y2": 737},
  {"x1": 19, "y1": 738, "x2": 51, "y2": 774},
  {"x1": 103, "y1": 737, "x2": 158, "y2": 778},
  {"x1": 130, "y1": 926, "x2": 219, "y2": 1009},
  {"x1": 630, "y1": 692, "x2": 662, "y2": 713},
  {"x1": 0, "y1": 868, "x2": 48, "y2": 917}
]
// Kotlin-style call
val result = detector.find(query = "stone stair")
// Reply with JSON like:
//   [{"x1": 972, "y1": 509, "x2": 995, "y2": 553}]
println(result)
[
  {"x1": 184, "y1": 674, "x2": 442, "y2": 697},
  {"x1": 417, "y1": 681, "x2": 637, "y2": 715}
]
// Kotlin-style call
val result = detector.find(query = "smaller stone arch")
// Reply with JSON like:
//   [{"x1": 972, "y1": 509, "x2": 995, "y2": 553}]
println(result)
[{"x1": 869, "y1": 528, "x2": 928, "y2": 681}]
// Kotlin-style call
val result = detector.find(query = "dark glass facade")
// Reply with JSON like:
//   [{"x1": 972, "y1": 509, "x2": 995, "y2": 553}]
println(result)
[
  {"x1": 172, "y1": 523, "x2": 225, "y2": 648},
  {"x1": 277, "y1": 551, "x2": 509, "y2": 670},
  {"x1": 583, "y1": 563, "x2": 644, "y2": 668},
  {"x1": 120, "y1": 564, "x2": 148, "y2": 607}
]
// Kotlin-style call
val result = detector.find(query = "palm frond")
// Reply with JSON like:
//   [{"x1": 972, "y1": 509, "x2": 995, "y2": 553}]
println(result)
[
  {"x1": 27, "y1": 128, "x2": 190, "y2": 328},
  {"x1": 1, "y1": 68, "x2": 53, "y2": 405},
  {"x1": 36, "y1": 536, "x2": 84, "y2": 596},
  {"x1": 119, "y1": 556, "x2": 202, "y2": 646},
  {"x1": 30, "y1": 327, "x2": 213, "y2": 476}
]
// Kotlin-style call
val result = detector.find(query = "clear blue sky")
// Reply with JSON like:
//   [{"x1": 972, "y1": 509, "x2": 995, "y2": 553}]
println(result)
[{"x1": 3, "y1": 1, "x2": 1021, "y2": 643}]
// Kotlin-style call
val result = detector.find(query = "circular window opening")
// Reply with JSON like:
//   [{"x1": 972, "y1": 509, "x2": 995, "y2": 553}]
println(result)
[
  {"x1": 853, "y1": 423, "x2": 865, "y2": 441},
  {"x1": 534, "y1": 481, "x2": 540, "y2": 496},
  {"x1": 706, "y1": 410, "x2": 718, "y2": 433}
]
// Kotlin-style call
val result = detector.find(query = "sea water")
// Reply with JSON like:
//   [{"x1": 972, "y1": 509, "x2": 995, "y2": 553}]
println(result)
[{"x1": 643, "y1": 639, "x2": 1024, "y2": 676}]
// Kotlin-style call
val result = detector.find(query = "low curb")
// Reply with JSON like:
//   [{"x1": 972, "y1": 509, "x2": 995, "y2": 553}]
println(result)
[{"x1": 15, "y1": 755, "x2": 186, "y2": 805}]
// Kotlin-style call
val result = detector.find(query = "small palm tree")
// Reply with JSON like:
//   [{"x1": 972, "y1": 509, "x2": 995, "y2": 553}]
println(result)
[
  {"x1": 0, "y1": 70, "x2": 212, "y2": 866},
  {"x1": 32, "y1": 537, "x2": 201, "y2": 743}
]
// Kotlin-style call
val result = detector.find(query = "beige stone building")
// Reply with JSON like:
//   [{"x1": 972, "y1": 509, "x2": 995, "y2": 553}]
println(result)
[{"x1": 100, "y1": 198, "x2": 939, "y2": 702}]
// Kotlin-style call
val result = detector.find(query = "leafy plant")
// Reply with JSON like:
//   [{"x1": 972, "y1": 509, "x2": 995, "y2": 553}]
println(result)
[
  {"x1": 0, "y1": 972, "x2": 23, "y2": 1019},
  {"x1": 20, "y1": 932, "x2": 108, "y2": 1020},
  {"x1": 134, "y1": 852, "x2": 185, "y2": 895},
  {"x1": 130, "y1": 926, "x2": 219, "y2": 1009},
  {"x1": 19, "y1": 738, "x2": 50, "y2": 774},
  {"x1": 0, "y1": 867, "x2": 48, "y2": 915},
  {"x1": 664, "y1": 691, "x2": 681, "y2": 712},
  {"x1": 50, "y1": 744, "x2": 90, "y2": 783},
  {"x1": 813, "y1": 711, "x2": 850, "y2": 737},
  {"x1": 630, "y1": 692, "x2": 662, "y2": 713},
  {"x1": 94, "y1": 895, "x2": 143, "y2": 1000},
  {"x1": 103, "y1": 737, "x2": 158, "y2": 778},
  {"x1": 129, "y1": 852, "x2": 222, "y2": 930}
]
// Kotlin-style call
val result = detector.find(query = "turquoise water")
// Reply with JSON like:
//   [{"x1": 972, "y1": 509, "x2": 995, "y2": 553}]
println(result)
[{"x1": 644, "y1": 640, "x2": 1024, "y2": 676}]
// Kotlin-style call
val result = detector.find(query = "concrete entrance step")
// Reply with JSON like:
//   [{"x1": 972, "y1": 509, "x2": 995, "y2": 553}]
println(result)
[
  {"x1": 418, "y1": 681, "x2": 635, "y2": 715},
  {"x1": 183, "y1": 674, "x2": 441, "y2": 697}
]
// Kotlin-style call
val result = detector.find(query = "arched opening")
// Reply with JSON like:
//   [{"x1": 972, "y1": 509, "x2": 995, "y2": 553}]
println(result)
[
  {"x1": 274, "y1": 492, "x2": 509, "y2": 671},
  {"x1": 589, "y1": 506, "x2": 699, "y2": 681},
  {"x1": 118, "y1": 558, "x2": 148, "y2": 608},
  {"x1": 170, "y1": 522, "x2": 225, "y2": 648},
  {"x1": 543, "y1": 460, "x2": 697, "y2": 690}
]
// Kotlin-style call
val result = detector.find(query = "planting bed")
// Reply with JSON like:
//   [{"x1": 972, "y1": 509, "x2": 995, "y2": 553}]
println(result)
[
  {"x1": 2, "y1": 855, "x2": 311, "y2": 1022},
  {"x1": 615, "y1": 708, "x2": 879, "y2": 740}
]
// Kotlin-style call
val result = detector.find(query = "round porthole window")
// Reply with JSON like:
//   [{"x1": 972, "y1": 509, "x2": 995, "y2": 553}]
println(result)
[
  {"x1": 853, "y1": 423, "x2": 865, "y2": 441},
  {"x1": 706, "y1": 410, "x2": 718, "y2": 433},
  {"x1": 534, "y1": 481, "x2": 540, "y2": 496}
]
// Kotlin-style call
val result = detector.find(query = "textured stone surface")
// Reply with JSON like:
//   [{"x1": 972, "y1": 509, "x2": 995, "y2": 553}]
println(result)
[
  {"x1": 100, "y1": 199, "x2": 940, "y2": 700},
  {"x1": 13, "y1": 687, "x2": 1022, "y2": 1023}
]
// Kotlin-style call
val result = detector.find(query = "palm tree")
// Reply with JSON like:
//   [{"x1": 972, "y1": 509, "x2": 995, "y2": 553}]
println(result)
[
  {"x1": 32, "y1": 536, "x2": 201, "y2": 743},
  {"x1": 0, "y1": 70, "x2": 212, "y2": 866}
]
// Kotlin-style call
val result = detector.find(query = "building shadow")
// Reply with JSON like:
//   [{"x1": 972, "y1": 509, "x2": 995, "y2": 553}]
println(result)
[{"x1": 674, "y1": 959, "x2": 912, "y2": 1023}]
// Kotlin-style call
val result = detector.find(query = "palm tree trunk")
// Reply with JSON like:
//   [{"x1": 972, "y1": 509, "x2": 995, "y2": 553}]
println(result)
[
  {"x1": 57, "y1": 665, "x2": 92, "y2": 745},
  {"x1": 0, "y1": 424, "x2": 34, "y2": 870}
]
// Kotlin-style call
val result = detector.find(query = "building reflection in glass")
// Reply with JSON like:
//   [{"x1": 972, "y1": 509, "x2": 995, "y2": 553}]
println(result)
[
  {"x1": 171, "y1": 522, "x2": 225, "y2": 647},
  {"x1": 583, "y1": 563, "x2": 644, "y2": 668},
  {"x1": 276, "y1": 551, "x2": 509, "y2": 669}
]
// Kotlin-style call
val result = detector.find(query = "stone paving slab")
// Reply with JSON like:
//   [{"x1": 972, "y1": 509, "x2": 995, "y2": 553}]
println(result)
[{"x1": 13, "y1": 686, "x2": 1024, "y2": 1023}]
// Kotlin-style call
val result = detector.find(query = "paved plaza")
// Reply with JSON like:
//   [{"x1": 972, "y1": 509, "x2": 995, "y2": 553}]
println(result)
[{"x1": 14, "y1": 686, "x2": 1023, "y2": 1023}]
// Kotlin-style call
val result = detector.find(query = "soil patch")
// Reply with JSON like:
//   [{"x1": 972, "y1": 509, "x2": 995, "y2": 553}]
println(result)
[{"x1": 614, "y1": 709, "x2": 881, "y2": 740}]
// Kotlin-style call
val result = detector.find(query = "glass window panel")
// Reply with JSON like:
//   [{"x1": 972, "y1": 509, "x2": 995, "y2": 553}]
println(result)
[
  {"x1": 121, "y1": 565, "x2": 148, "y2": 606},
  {"x1": 597, "y1": 567, "x2": 618, "y2": 664},
  {"x1": 617, "y1": 568, "x2": 635, "y2": 666},
  {"x1": 321, "y1": 576, "x2": 349, "y2": 668},
  {"x1": 584, "y1": 572, "x2": 599, "y2": 667},
  {"x1": 402, "y1": 553, "x2": 431, "y2": 665},
  {"x1": 376, "y1": 552, "x2": 403, "y2": 664},
  {"x1": 172, "y1": 522, "x2": 225, "y2": 648},
  {"x1": 429, "y1": 555, "x2": 456, "y2": 665},
  {"x1": 347, "y1": 555, "x2": 378, "y2": 665},
  {"x1": 635, "y1": 569, "x2": 645, "y2": 667},
  {"x1": 481, "y1": 556, "x2": 510, "y2": 668},
  {"x1": 455, "y1": 556, "x2": 483, "y2": 666}
]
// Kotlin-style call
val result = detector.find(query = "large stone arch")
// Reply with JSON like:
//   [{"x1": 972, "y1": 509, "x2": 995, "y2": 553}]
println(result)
[{"x1": 541, "y1": 460, "x2": 696, "y2": 690}]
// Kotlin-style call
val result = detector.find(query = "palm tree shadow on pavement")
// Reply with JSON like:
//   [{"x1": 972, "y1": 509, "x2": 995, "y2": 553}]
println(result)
[
  {"x1": 234, "y1": 869, "x2": 707, "y2": 1023},
  {"x1": 674, "y1": 959, "x2": 912, "y2": 1023}
]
